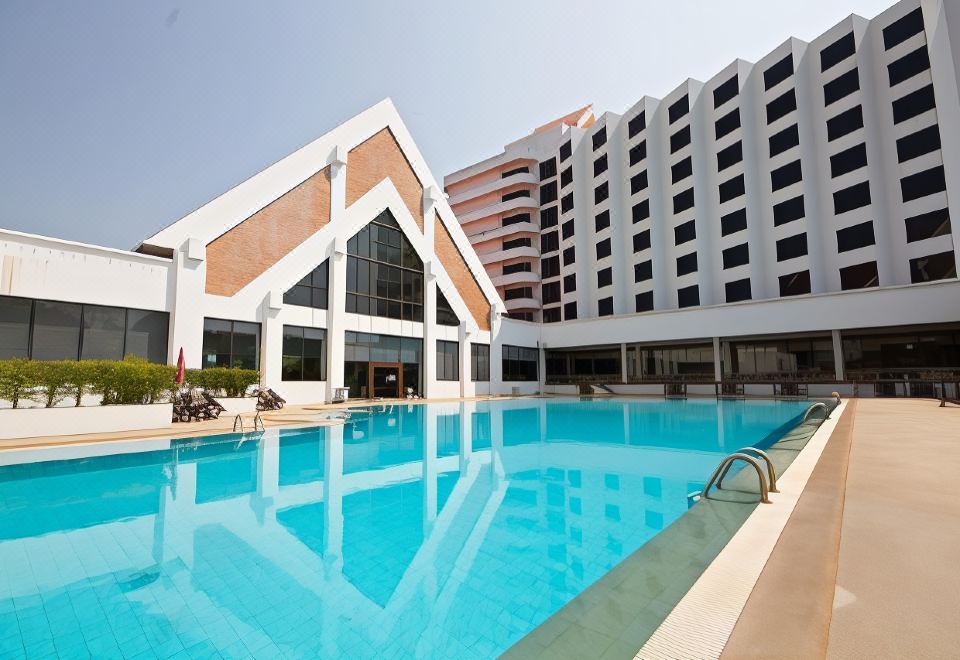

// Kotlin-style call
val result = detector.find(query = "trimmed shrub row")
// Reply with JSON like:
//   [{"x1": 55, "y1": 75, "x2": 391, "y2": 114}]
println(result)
[{"x1": 0, "y1": 357, "x2": 260, "y2": 408}]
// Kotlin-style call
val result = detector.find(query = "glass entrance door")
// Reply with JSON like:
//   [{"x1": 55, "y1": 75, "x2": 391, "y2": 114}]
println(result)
[{"x1": 370, "y1": 363, "x2": 401, "y2": 398}]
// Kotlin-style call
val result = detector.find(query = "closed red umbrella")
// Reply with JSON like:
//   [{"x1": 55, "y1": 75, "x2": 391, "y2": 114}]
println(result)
[{"x1": 175, "y1": 347, "x2": 185, "y2": 386}]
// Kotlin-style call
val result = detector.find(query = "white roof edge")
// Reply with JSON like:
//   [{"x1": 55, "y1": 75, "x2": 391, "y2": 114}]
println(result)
[{"x1": 0, "y1": 226, "x2": 172, "y2": 265}]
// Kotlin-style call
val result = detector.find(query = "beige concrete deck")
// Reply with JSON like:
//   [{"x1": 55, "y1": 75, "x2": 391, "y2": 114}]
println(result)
[{"x1": 723, "y1": 398, "x2": 960, "y2": 659}]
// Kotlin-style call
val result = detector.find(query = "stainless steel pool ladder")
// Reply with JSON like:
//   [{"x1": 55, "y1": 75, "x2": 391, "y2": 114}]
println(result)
[
  {"x1": 802, "y1": 401, "x2": 830, "y2": 424},
  {"x1": 701, "y1": 450, "x2": 777, "y2": 504},
  {"x1": 233, "y1": 415, "x2": 243, "y2": 433},
  {"x1": 233, "y1": 413, "x2": 265, "y2": 433}
]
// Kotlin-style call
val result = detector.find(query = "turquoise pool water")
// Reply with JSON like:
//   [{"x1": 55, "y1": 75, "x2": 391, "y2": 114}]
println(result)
[{"x1": 0, "y1": 398, "x2": 809, "y2": 659}]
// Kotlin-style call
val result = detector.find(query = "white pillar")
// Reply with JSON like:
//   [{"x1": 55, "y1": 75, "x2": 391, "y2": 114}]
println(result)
[
  {"x1": 620, "y1": 343, "x2": 628, "y2": 384},
  {"x1": 459, "y1": 323, "x2": 471, "y2": 398},
  {"x1": 168, "y1": 238, "x2": 207, "y2": 367},
  {"x1": 832, "y1": 329, "x2": 845, "y2": 381},
  {"x1": 713, "y1": 337, "x2": 722, "y2": 382},
  {"x1": 260, "y1": 293, "x2": 283, "y2": 389},
  {"x1": 325, "y1": 147, "x2": 348, "y2": 402},
  {"x1": 422, "y1": 187, "x2": 441, "y2": 399}
]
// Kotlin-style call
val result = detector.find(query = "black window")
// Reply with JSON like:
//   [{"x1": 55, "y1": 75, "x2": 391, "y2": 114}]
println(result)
[
  {"x1": 721, "y1": 208, "x2": 748, "y2": 236},
  {"x1": 592, "y1": 128, "x2": 607, "y2": 150},
  {"x1": 896, "y1": 125, "x2": 942, "y2": 162},
  {"x1": 779, "y1": 270, "x2": 811, "y2": 296},
  {"x1": 888, "y1": 45, "x2": 931, "y2": 86},
  {"x1": 824, "y1": 68, "x2": 860, "y2": 106},
  {"x1": 910, "y1": 251, "x2": 956, "y2": 283},
  {"x1": 771, "y1": 160, "x2": 802, "y2": 191},
  {"x1": 839, "y1": 261, "x2": 879, "y2": 289},
  {"x1": 597, "y1": 267, "x2": 613, "y2": 288},
  {"x1": 560, "y1": 140, "x2": 572, "y2": 161},
  {"x1": 678, "y1": 285, "x2": 699, "y2": 308},
  {"x1": 720, "y1": 173, "x2": 746, "y2": 202},
  {"x1": 561, "y1": 166, "x2": 573, "y2": 187},
  {"x1": 837, "y1": 220, "x2": 876, "y2": 252},
  {"x1": 834, "y1": 181, "x2": 872, "y2": 213},
  {"x1": 725, "y1": 278, "x2": 752, "y2": 302},
  {"x1": 633, "y1": 230, "x2": 651, "y2": 252},
  {"x1": 471, "y1": 343, "x2": 490, "y2": 381},
  {"x1": 540, "y1": 181, "x2": 557, "y2": 204},
  {"x1": 766, "y1": 89, "x2": 797, "y2": 124},
  {"x1": 631, "y1": 170, "x2": 649, "y2": 195},
  {"x1": 714, "y1": 74, "x2": 739, "y2": 107},
  {"x1": 883, "y1": 7, "x2": 924, "y2": 50},
  {"x1": 284, "y1": 260, "x2": 329, "y2": 309},
  {"x1": 598, "y1": 297, "x2": 614, "y2": 316},
  {"x1": 561, "y1": 192, "x2": 574, "y2": 213},
  {"x1": 33, "y1": 302, "x2": 90, "y2": 361},
  {"x1": 564, "y1": 301, "x2": 578, "y2": 320},
  {"x1": 769, "y1": 124, "x2": 800, "y2": 157},
  {"x1": 670, "y1": 125, "x2": 691, "y2": 153},
  {"x1": 563, "y1": 273, "x2": 577, "y2": 293},
  {"x1": 669, "y1": 158, "x2": 691, "y2": 185},
  {"x1": 436, "y1": 290, "x2": 460, "y2": 326},
  {"x1": 504, "y1": 261, "x2": 532, "y2": 275},
  {"x1": 674, "y1": 219, "x2": 696, "y2": 245},
  {"x1": 435, "y1": 340, "x2": 459, "y2": 381},
  {"x1": 503, "y1": 213, "x2": 531, "y2": 227},
  {"x1": 901, "y1": 165, "x2": 946, "y2": 202},
  {"x1": 629, "y1": 140, "x2": 647, "y2": 165},
  {"x1": 542, "y1": 281, "x2": 561, "y2": 304},
  {"x1": 634, "y1": 260, "x2": 652, "y2": 282},
  {"x1": 594, "y1": 154, "x2": 608, "y2": 177},
  {"x1": 502, "y1": 166, "x2": 529, "y2": 178},
  {"x1": 717, "y1": 141, "x2": 743, "y2": 171},
  {"x1": 668, "y1": 95, "x2": 689, "y2": 123},
  {"x1": 774, "y1": 195, "x2": 805, "y2": 226},
  {"x1": 776, "y1": 233, "x2": 808, "y2": 261},
  {"x1": 0, "y1": 296, "x2": 33, "y2": 359},
  {"x1": 595, "y1": 210, "x2": 610, "y2": 231},
  {"x1": 596, "y1": 238, "x2": 612, "y2": 260},
  {"x1": 628, "y1": 111, "x2": 646, "y2": 137},
  {"x1": 282, "y1": 326, "x2": 327, "y2": 381},
  {"x1": 503, "y1": 287, "x2": 533, "y2": 301},
  {"x1": 821, "y1": 32, "x2": 856, "y2": 72},
  {"x1": 723, "y1": 243, "x2": 750, "y2": 269},
  {"x1": 540, "y1": 256, "x2": 560, "y2": 278},
  {"x1": 503, "y1": 237, "x2": 532, "y2": 250},
  {"x1": 905, "y1": 207, "x2": 951, "y2": 243},
  {"x1": 764, "y1": 53, "x2": 794, "y2": 89},
  {"x1": 539, "y1": 158, "x2": 557, "y2": 180},
  {"x1": 676, "y1": 252, "x2": 698, "y2": 276},
  {"x1": 830, "y1": 143, "x2": 868, "y2": 177},
  {"x1": 561, "y1": 219, "x2": 575, "y2": 240},
  {"x1": 202, "y1": 318, "x2": 260, "y2": 370},
  {"x1": 633, "y1": 200, "x2": 650, "y2": 223},
  {"x1": 541, "y1": 206, "x2": 558, "y2": 229},
  {"x1": 827, "y1": 105, "x2": 864, "y2": 141},
  {"x1": 502, "y1": 189, "x2": 531, "y2": 202},
  {"x1": 542, "y1": 308, "x2": 560, "y2": 323},
  {"x1": 893, "y1": 84, "x2": 936, "y2": 123},
  {"x1": 594, "y1": 181, "x2": 609, "y2": 204},
  {"x1": 715, "y1": 108, "x2": 741, "y2": 139},
  {"x1": 562, "y1": 246, "x2": 576, "y2": 266},
  {"x1": 541, "y1": 231, "x2": 559, "y2": 253},
  {"x1": 635, "y1": 291, "x2": 654, "y2": 312},
  {"x1": 673, "y1": 187, "x2": 694, "y2": 213}
]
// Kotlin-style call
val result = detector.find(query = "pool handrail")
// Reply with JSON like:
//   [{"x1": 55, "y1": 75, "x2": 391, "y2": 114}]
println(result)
[
  {"x1": 802, "y1": 401, "x2": 830, "y2": 423},
  {"x1": 718, "y1": 447, "x2": 779, "y2": 493},
  {"x1": 702, "y1": 453, "x2": 771, "y2": 504}
]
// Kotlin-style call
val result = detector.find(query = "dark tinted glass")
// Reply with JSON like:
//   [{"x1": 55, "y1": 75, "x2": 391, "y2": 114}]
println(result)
[
  {"x1": 882, "y1": 7, "x2": 924, "y2": 50},
  {"x1": 766, "y1": 89, "x2": 797, "y2": 123},
  {"x1": 542, "y1": 281, "x2": 561, "y2": 304},
  {"x1": 592, "y1": 127, "x2": 607, "y2": 150},
  {"x1": 594, "y1": 181, "x2": 609, "y2": 204},
  {"x1": 714, "y1": 74, "x2": 738, "y2": 107},
  {"x1": 769, "y1": 124, "x2": 800, "y2": 157},
  {"x1": 893, "y1": 84, "x2": 935, "y2": 123},
  {"x1": 771, "y1": 160, "x2": 802, "y2": 191},
  {"x1": 901, "y1": 165, "x2": 946, "y2": 202},
  {"x1": 80, "y1": 305, "x2": 125, "y2": 361},
  {"x1": 125, "y1": 309, "x2": 168, "y2": 364},
  {"x1": 0, "y1": 296, "x2": 32, "y2": 359},
  {"x1": 541, "y1": 206, "x2": 558, "y2": 228},
  {"x1": 561, "y1": 219, "x2": 575, "y2": 240},
  {"x1": 821, "y1": 32, "x2": 856, "y2": 72},
  {"x1": 541, "y1": 231, "x2": 559, "y2": 253},
  {"x1": 896, "y1": 125, "x2": 941, "y2": 162},
  {"x1": 888, "y1": 45, "x2": 930, "y2": 86},
  {"x1": 676, "y1": 252, "x2": 698, "y2": 276},
  {"x1": 631, "y1": 171, "x2": 649, "y2": 194},
  {"x1": 596, "y1": 238, "x2": 612, "y2": 260},
  {"x1": 827, "y1": 105, "x2": 864, "y2": 141},
  {"x1": 593, "y1": 154, "x2": 608, "y2": 177},
  {"x1": 561, "y1": 192, "x2": 574, "y2": 213},
  {"x1": 721, "y1": 208, "x2": 747, "y2": 236},
  {"x1": 677, "y1": 285, "x2": 699, "y2": 308},
  {"x1": 673, "y1": 187, "x2": 694, "y2": 213},
  {"x1": 720, "y1": 173, "x2": 746, "y2": 202},
  {"x1": 717, "y1": 141, "x2": 743, "y2": 171},
  {"x1": 670, "y1": 126, "x2": 691, "y2": 153},
  {"x1": 839, "y1": 261, "x2": 879, "y2": 289},
  {"x1": 628, "y1": 111, "x2": 646, "y2": 137},
  {"x1": 764, "y1": 53, "x2": 794, "y2": 89},
  {"x1": 674, "y1": 219, "x2": 696, "y2": 245},
  {"x1": 779, "y1": 270, "x2": 811, "y2": 296},
  {"x1": 560, "y1": 140, "x2": 572, "y2": 161},
  {"x1": 668, "y1": 95, "x2": 689, "y2": 123},
  {"x1": 633, "y1": 230, "x2": 651, "y2": 252},
  {"x1": 672, "y1": 156, "x2": 693, "y2": 183},
  {"x1": 561, "y1": 166, "x2": 573, "y2": 187},
  {"x1": 636, "y1": 291, "x2": 654, "y2": 312},
  {"x1": 909, "y1": 251, "x2": 956, "y2": 283},
  {"x1": 904, "y1": 208, "x2": 951, "y2": 243},
  {"x1": 833, "y1": 181, "x2": 872, "y2": 214},
  {"x1": 597, "y1": 267, "x2": 613, "y2": 288},
  {"x1": 722, "y1": 243, "x2": 750, "y2": 269},
  {"x1": 540, "y1": 256, "x2": 560, "y2": 278},
  {"x1": 598, "y1": 297, "x2": 614, "y2": 316},
  {"x1": 564, "y1": 301, "x2": 577, "y2": 320},
  {"x1": 632, "y1": 200, "x2": 650, "y2": 223},
  {"x1": 563, "y1": 273, "x2": 577, "y2": 293},
  {"x1": 776, "y1": 233, "x2": 808, "y2": 261},
  {"x1": 715, "y1": 108, "x2": 741, "y2": 139},
  {"x1": 836, "y1": 220, "x2": 876, "y2": 252},
  {"x1": 32, "y1": 301, "x2": 81, "y2": 360},
  {"x1": 539, "y1": 158, "x2": 557, "y2": 179},
  {"x1": 634, "y1": 260, "x2": 653, "y2": 282},
  {"x1": 562, "y1": 246, "x2": 576, "y2": 265},
  {"x1": 774, "y1": 195, "x2": 805, "y2": 226},
  {"x1": 629, "y1": 140, "x2": 647, "y2": 165},
  {"x1": 830, "y1": 142, "x2": 868, "y2": 177},
  {"x1": 595, "y1": 210, "x2": 611, "y2": 232},
  {"x1": 725, "y1": 278, "x2": 752, "y2": 302},
  {"x1": 540, "y1": 181, "x2": 557, "y2": 204},
  {"x1": 823, "y1": 68, "x2": 859, "y2": 106}
]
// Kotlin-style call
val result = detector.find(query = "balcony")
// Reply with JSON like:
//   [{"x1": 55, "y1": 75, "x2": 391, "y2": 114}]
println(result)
[
  {"x1": 478, "y1": 245, "x2": 538, "y2": 265},
  {"x1": 457, "y1": 196, "x2": 538, "y2": 225},
  {"x1": 466, "y1": 221, "x2": 538, "y2": 244},
  {"x1": 447, "y1": 171, "x2": 538, "y2": 206},
  {"x1": 491, "y1": 270, "x2": 541, "y2": 288},
  {"x1": 504, "y1": 297, "x2": 541, "y2": 311}
]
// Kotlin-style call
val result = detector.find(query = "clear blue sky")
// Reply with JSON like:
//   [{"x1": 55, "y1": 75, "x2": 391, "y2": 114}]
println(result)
[{"x1": 0, "y1": 0, "x2": 893, "y2": 249}]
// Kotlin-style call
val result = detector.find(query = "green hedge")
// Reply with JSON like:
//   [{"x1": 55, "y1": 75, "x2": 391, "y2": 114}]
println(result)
[{"x1": 0, "y1": 357, "x2": 259, "y2": 408}]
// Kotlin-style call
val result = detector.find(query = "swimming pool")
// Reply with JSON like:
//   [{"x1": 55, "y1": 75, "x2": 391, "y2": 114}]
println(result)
[{"x1": 0, "y1": 398, "x2": 810, "y2": 659}]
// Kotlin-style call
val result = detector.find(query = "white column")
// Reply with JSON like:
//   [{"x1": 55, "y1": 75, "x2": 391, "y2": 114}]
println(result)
[
  {"x1": 168, "y1": 238, "x2": 207, "y2": 367},
  {"x1": 325, "y1": 147, "x2": 348, "y2": 402},
  {"x1": 489, "y1": 306, "x2": 505, "y2": 394},
  {"x1": 459, "y1": 323, "x2": 471, "y2": 398},
  {"x1": 713, "y1": 336, "x2": 722, "y2": 382},
  {"x1": 620, "y1": 343, "x2": 628, "y2": 384},
  {"x1": 422, "y1": 187, "x2": 441, "y2": 399},
  {"x1": 538, "y1": 343, "x2": 547, "y2": 393},
  {"x1": 832, "y1": 329, "x2": 845, "y2": 382},
  {"x1": 260, "y1": 293, "x2": 283, "y2": 389}
]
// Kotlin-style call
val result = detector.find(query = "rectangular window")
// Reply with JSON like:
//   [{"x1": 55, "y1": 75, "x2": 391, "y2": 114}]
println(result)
[
  {"x1": 771, "y1": 160, "x2": 802, "y2": 191},
  {"x1": 766, "y1": 89, "x2": 797, "y2": 124},
  {"x1": 833, "y1": 180, "x2": 871, "y2": 214},
  {"x1": 541, "y1": 255, "x2": 560, "y2": 278},
  {"x1": 436, "y1": 340, "x2": 459, "y2": 381},
  {"x1": 502, "y1": 166, "x2": 529, "y2": 178},
  {"x1": 717, "y1": 141, "x2": 743, "y2": 172},
  {"x1": 830, "y1": 142, "x2": 868, "y2": 177},
  {"x1": 563, "y1": 273, "x2": 577, "y2": 293},
  {"x1": 824, "y1": 68, "x2": 860, "y2": 106},
  {"x1": 502, "y1": 213, "x2": 531, "y2": 227},
  {"x1": 285, "y1": 261, "x2": 329, "y2": 309},
  {"x1": 721, "y1": 208, "x2": 747, "y2": 236},
  {"x1": 542, "y1": 281, "x2": 561, "y2": 304},
  {"x1": 678, "y1": 285, "x2": 700, "y2": 308},
  {"x1": 720, "y1": 173, "x2": 746, "y2": 202},
  {"x1": 893, "y1": 84, "x2": 936, "y2": 124},
  {"x1": 674, "y1": 219, "x2": 696, "y2": 245},
  {"x1": 910, "y1": 250, "x2": 956, "y2": 283},
  {"x1": 502, "y1": 345, "x2": 538, "y2": 381},
  {"x1": 901, "y1": 165, "x2": 946, "y2": 202},
  {"x1": 202, "y1": 318, "x2": 260, "y2": 370},
  {"x1": 560, "y1": 140, "x2": 572, "y2": 161},
  {"x1": 561, "y1": 166, "x2": 573, "y2": 187},
  {"x1": 769, "y1": 124, "x2": 800, "y2": 157},
  {"x1": 539, "y1": 181, "x2": 557, "y2": 204},
  {"x1": 714, "y1": 74, "x2": 739, "y2": 107},
  {"x1": 471, "y1": 343, "x2": 490, "y2": 381},
  {"x1": 504, "y1": 261, "x2": 532, "y2": 275},
  {"x1": 631, "y1": 170, "x2": 648, "y2": 195},
  {"x1": 670, "y1": 125, "x2": 691, "y2": 153},
  {"x1": 596, "y1": 238, "x2": 612, "y2": 260},
  {"x1": 501, "y1": 189, "x2": 531, "y2": 202},
  {"x1": 503, "y1": 287, "x2": 532, "y2": 301},
  {"x1": 561, "y1": 219, "x2": 575, "y2": 240},
  {"x1": 562, "y1": 246, "x2": 576, "y2": 266},
  {"x1": 594, "y1": 181, "x2": 609, "y2": 204},
  {"x1": 715, "y1": 108, "x2": 741, "y2": 139},
  {"x1": 541, "y1": 206, "x2": 558, "y2": 228},
  {"x1": 539, "y1": 159, "x2": 557, "y2": 180},
  {"x1": 776, "y1": 233, "x2": 808, "y2": 261},
  {"x1": 80, "y1": 305, "x2": 125, "y2": 361},
  {"x1": 722, "y1": 243, "x2": 750, "y2": 269},
  {"x1": 597, "y1": 267, "x2": 613, "y2": 288},
  {"x1": 628, "y1": 111, "x2": 646, "y2": 137},
  {"x1": 633, "y1": 230, "x2": 651, "y2": 252},
  {"x1": 542, "y1": 308, "x2": 561, "y2": 324},
  {"x1": 592, "y1": 127, "x2": 607, "y2": 150},
  {"x1": 541, "y1": 231, "x2": 559, "y2": 253},
  {"x1": 563, "y1": 301, "x2": 578, "y2": 320},
  {"x1": 31, "y1": 301, "x2": 82, "y2": 361},
  {"x1": 837, "y1": 220, "x2": 876, "y2": 252},
  {"x1": 839, "y1": 261, "x2": 879, "y2": 289},
  {"x1": 888, "y1": 45, "x2": 930, "y2": 86},
  {"x1": 282, "y1": 326, "x2": 326, "y2": 381},
  {"x1": 672, "y1": 156, "x2": 693, "y2": 183},
  {"x1": 668, "y1": 95, "x2": 689, "y2": 123},
  {"x1": 0, "y1": 296, "x2": 32, "y2": 359},
  {"x1": 633, "y1": 199, "x2": 650, "y2": 223},
  {"x1": 629, "y1": 140, "x2": 647, "y2": 165},
  {"x1": 896, "y1": 125, "x2": 941, "y2": 163},
  {"x1": 124, "y1": 310, "x2": 169, "y2": 364},
  {"x1": 595, "y1": 210, "x2": 611, "y2": 232},
  {"x1": 594, "y1": 154, "x2": 608, "y2": 177},
  {"x1": 905, "y1": 207, "x2": 951, "y2": 243},
  {"x1": 503, "y1": 237, "x2": 532, "y2": 250},
  {"x1": 764, "y1": 53, "x2": 794, "y2": 89},
  {"x1": 774, "y1": 195, "x2": 805, "y2": 226},
  {"x1": 635, "y1": 291, "x2": 654, "y2": 312},
  {"x1": 673, "y1": 187, "x2": 694, "y2": 213},
  {"x1": 676, "y1": 252, "x2": 698, "y2": 276},
  {"x1": 561, "y1": 192, "x2": 574, "y2": 213},
  {"x1": 827, "y1": 105, "x2": 864, "y2": 141},
  {"x1": 883, "y1": 7, "x2": 924, "y2": 50},
  {"x1": 725, "y1": 278, "x2": 752, "y2": 302},
  {"x1": 634, "y1": 260, "x2": 652, "y2": 282},
  {"x1": 779, "y1": 270, "x2": 811, "y2": 296},
  {"x1": 598, "y1": 297, "x2": 614, "y2": 316},
  {"x1": 821, "y1": 32, "x2": 856, "y2": 72}
]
